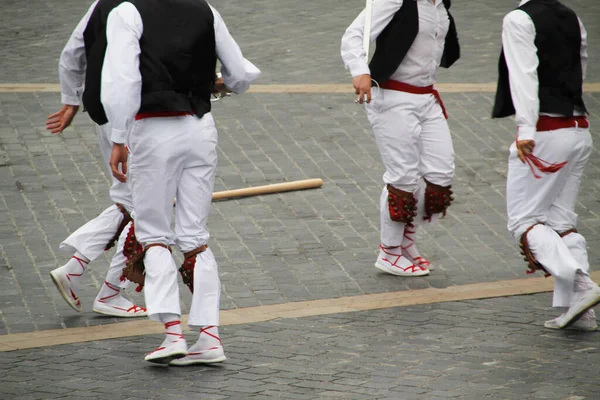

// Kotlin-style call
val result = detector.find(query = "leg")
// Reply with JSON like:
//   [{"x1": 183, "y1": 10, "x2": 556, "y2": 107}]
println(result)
[
  {"x1": 51, "y1": 204, "x2": 128, "y2": 312},
  {"x1": 170, "y1": 114, "x2": 226, "y2": 366},
  {"x1": 128, "y1": 117, "x2": 189, "y2": 362},
  {"x1": 543, "y1": 129, "x2": 596, "y2": 330},
  {"x1": 366, "y1": 91, "x2": 428, "y2": 277},
  {"x1": 507, "y1": 129, "x2": 600, "y2": 328},
  {"x1": 401, "y1": 99, "x2": 454, "y2": 269},
  {"x1": 92, "y1": 221, "x2": 147, "y2": 318}
]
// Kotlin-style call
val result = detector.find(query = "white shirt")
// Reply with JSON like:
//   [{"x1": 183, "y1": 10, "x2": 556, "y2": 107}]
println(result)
[
  {"x1": 502, "y1": 0, "x2": 588, "y2": 141},
  {"x1": 97, "y1": 2, "x2": 260, "y2": 144},
  {"x1": 340, "y1": 0, "x2": 450, "y2": 87},
  {"x1": 58, "y1": 0, "x2": 99, "y2": 106}
]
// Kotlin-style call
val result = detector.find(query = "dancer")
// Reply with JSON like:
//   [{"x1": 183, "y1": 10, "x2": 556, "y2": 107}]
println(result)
[
  {"x1": 102, "y1": 0, "x2": 260, "y2": 363},
  {"x1": 341, "y1": 0, "x2": 460, "y2": 276},
  {"x1": 493, "y1": 0, "x2": 600, "y2": 330},
  {"x1": 46, "y1": 0, "x2": 145, "y2": 318}
]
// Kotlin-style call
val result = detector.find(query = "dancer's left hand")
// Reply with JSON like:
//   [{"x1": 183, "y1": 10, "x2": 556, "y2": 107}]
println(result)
[
  {"x1": 110, "y1": 143, "x2": 128, "y2": 183},
  {"x1": 46, "y1": 105, "x2": 79, "y2": 134}
]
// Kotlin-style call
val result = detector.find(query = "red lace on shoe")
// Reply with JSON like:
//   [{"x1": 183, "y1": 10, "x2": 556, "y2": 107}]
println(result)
[
  {"x1": 379, "y1": 245, "x2": 426, "y2": 273},
  {"x1": 401, "y1": 226, "x2": 431, "y2": 268},
  {"x1": 187, "y1": 326, "x2": 222, "y2": 355},
  {"x1": 97, "y1": 281, "x2": 146, "y2": 313},
  {"x1": 66, "y1": 256, "x2": 87, "y2": 305},
  {"x1": 148, "y1": 321, "x2": 184, "y2": 355}
]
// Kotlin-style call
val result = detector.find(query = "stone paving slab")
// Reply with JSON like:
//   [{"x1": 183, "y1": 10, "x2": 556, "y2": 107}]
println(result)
[
  {"x1": 0, "y1": 0, "x2": 599, "y2": 85},
  {"x1": 1, "y1": 90, "x2": 600, "y2": 334},
  {"x1": 1, "y1": 293, "x2": 600, "y2": 400}
]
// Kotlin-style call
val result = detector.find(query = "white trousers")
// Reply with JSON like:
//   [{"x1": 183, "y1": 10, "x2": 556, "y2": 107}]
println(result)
[
  {"x1": 506, "y1": 126, "x2": 593, "y2": 307},
  {"x1": 367, "y1": 89, "x2": 455, "y2": 247},
  {"x1": 59, "y1": 122, "x2": 134, "y2": 288},
  {"x1": 128, "y1": 114, "x2": 220, "y2": 327}
]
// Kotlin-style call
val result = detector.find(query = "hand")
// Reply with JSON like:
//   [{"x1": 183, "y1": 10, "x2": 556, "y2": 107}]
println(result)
[
  {"x1": 46, "y1": 105, "x2": 79, "y2": 134},
  {"x1": 212, "y1": 77, "x2": 231, "y2": 95},
  {"x1": 353, "y1": 74, "x2": 372, "y2": 104},
  {"x1": 516, "y1": 140, "x2": 535, "y2": 163},
  {"x1": 110, "y1": 143, "x2": 128, "y2": 183}
]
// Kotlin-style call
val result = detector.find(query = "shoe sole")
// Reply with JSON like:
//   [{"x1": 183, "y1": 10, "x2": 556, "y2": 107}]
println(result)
[
  {"x1": 545, "y1": 323, "x2": 598, "y2": 332},
  {"x1": 92, "y1": 307, "x2": 148, "y2": 318},
  {"x1": 170, "y1": 355, "x2": 227, "y2": 366},
  {"x1": 561, "y1": 294, "x2": 600, "y2": 329},
  {"x1": 49, "y1": 271, "x2": 82, "y2": 312},
  {"x1": 374, "y1": 262, "x2": 429, "y2": 277},
  {"x1": 145, "y1": 351, "x2": 187, "y2": 365}
]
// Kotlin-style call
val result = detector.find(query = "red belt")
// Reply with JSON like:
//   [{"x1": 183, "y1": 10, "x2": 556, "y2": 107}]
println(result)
[
  {"x1": 379, "y1": 80, "x2": 448, "y2": 119},
  {"x1": 135, "y1": 111, "x2": 194, "y2": 121},
  {"x1": 536, "y1": 116, "x2": 589, "y2": 132}
]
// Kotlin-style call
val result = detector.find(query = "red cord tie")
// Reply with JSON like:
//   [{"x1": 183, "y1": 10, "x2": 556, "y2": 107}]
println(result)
[{"x1": 516, "y1": 138, "x2": 568, "y2": 179}]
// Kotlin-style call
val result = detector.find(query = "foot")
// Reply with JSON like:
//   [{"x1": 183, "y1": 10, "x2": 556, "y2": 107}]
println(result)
[
  {"x1": 92, "y1": 281, "x2": 147, "y2": 318},
  {"x1": 145, "y1": 338, "x2": 188, "y2": 364},
  {"x1": 170, "y1": 345, "x2": 227, "y2": 366},
  {"x1": 49, "y1": 267, "x2": 82, "y2": 312},
  {"x1": 401, "y1": 225, "x2": 434, "y2": 271},
  {"x1": 545, "y1": 309, "x2": 597, "y2": 331},
  {"x1": 375, "y1": 245, "x2": 429, "y2": 277},
  {"x1": 557, "y1": 285, "x2": 600, "y2": 329}
]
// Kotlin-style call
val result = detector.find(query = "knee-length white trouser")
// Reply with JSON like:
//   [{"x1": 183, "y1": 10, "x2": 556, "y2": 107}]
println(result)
[
  {"x1": 366, "y1": 88, "x2": 455, "y2": 247},
  {"x1": 59, "y1": 122, "x2": 134, "y2": 288},
  {"x1": 128, "y1": 114, "x2": 220, "y2": 328},
  {"x1": 506, "y1": 126, "x2": 593, "y2": 307}
]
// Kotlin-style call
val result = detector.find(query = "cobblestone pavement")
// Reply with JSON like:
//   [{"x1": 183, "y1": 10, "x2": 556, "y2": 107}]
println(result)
[
  {"x1": 1, "y1": 0, "x2": 600, "y2": 398},
  {"x1": 2, "y1": 90, "x2": 600, "y2": 333},
  {"x1": 2, "y1": 294, "x2": 600, "y2": 400},
  {"x1": 0, "y1": 0, "x2": 599, "y2": 84}
]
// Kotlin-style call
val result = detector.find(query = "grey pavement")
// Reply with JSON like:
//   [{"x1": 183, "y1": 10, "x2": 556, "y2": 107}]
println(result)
[
  {"x1": 0, "y1": 0, "x2": 599, "y2": 85},
  {"x1": 2, "y1": 294, "x2": 600, "y2": 400},
  {"x1": 2, "y1": 90, "x2": 600, "y2": 333},
  {"x1": 1, "y1": 0, "x2": 600, "y2": 398}
]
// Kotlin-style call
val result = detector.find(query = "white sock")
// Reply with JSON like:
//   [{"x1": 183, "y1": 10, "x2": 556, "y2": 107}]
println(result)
[
  {"x1": 190, "y1": 326, "x2": 222, "y2": 351},
  {"x1": 61, "y1": 252, "x2": 89, "y2": 292},
  {"x1": 574, "y1": 270, "x2": 595, "y2": 292},
  {"x1": 159, "y1": 313, "x2": 183, "y2": 347}
]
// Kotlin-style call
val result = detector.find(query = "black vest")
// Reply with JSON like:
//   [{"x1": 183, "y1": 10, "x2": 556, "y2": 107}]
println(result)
[
  {"x1": 492, "y1": 0, "x2": 587, "y2": 118},
  {"x1": 82, "y1": 0, "x2": 125, "y2": 126},
  {"x1": 129, "y1": 0, "x2": 217, "y2": 117},
  {"x1": 369, "y1": 0, "x2": 460, "y2": 84}
]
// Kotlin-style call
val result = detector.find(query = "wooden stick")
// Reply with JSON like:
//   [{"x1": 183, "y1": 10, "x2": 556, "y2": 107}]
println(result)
[
  {"x1": 212, "y1": 178, "x2": 323, "y2": 201},
  {"x1": 174, "y1": 179, "x2": 324, "y2": 205}
]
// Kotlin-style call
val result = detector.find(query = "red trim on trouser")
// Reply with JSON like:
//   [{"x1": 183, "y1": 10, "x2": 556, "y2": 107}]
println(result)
[
  {"x1": 379, "y1": 80, "x2": 448, "y2": 119},
  {"x1": 135, "y1": 111, "x2": 194, "y2": 120}
]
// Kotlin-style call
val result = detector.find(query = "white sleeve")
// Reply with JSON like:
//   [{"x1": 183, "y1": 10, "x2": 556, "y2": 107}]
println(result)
[
  {"x1": 579, "y1": 18, "x2": 588, "y2": 81},
  {"x1": 211, "y1": 6, "x2": 261, "y2": 94},
  {"x1": 101, "y1": 2, "x2": 143, "y2": 144},
  {"x1": 502, "y1": 10, "x2": 539, "y2": 142},
  {"x1": 340, "y1": 0, "x2": 403, "y2": 78},
  {"x1": 58, "y1": 0, "x2": 99, "y2": 106}
]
